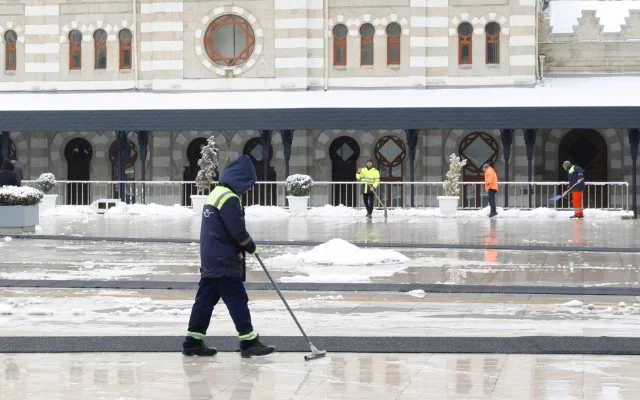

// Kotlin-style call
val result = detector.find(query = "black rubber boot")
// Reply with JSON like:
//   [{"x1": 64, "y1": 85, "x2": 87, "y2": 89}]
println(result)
[
  {"x1": 240, "y1": 335, "x2": 276, "y2": 358},
  {"x1": 182, "y1": 340, "x2": 217, "y2": 356}
]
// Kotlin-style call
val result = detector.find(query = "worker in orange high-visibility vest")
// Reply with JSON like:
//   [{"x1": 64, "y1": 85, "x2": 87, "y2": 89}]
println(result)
[{"x1": 483, "y1": 163, "x2": 499, "y2": 217}]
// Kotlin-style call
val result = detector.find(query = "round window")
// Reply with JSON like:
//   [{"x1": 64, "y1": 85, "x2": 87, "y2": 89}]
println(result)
[{"x1": 204, "y1": 15, "x2": 256, "y2": 67}]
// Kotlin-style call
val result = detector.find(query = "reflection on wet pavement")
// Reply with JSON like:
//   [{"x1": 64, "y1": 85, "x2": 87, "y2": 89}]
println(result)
[{"x1": 0, "y1": 352, "x2": 638, "y2": 400}]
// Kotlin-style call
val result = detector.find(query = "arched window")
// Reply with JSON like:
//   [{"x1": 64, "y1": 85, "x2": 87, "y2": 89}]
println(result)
[
  {"x1": 119, "y1": 29, "x2": 132, "y2": 70},
  {"x1": 94, "y1": 29, "x2": 107, "y2": 69},
  {"x1": 458, "y1": 23, "x2": 473, "y2": 65},
  {"x1": 360, "y1": 24, "x2": 375, "y2": 66},
  {"x1": 386, "y1": 23, "x2": 401, "y2": 65},
  {"x1": 485, "y1": 22, "x2": 500, "y2": 64},
  {"x1": 69, "y1": 30, "x2": 82, "y2": 70},
  {"x1": 333, "y1": 24, "x2": 348, "y2": 66},
  {"x1": 204, "y1": 15, "x2": 255, "y2": 67},
  {"x1": 4, "y1": 30, "x2": 17, "y2": 71}
]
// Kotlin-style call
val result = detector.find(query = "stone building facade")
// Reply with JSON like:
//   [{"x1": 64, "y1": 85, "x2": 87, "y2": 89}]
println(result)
[{"x1": 0, "y1": 0, "x2": 637, "y2": 208}]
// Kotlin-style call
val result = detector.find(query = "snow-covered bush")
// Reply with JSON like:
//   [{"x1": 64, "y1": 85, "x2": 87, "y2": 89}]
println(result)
[
  {"x1": 443, "y1": 154, "x2": 467, "y2": 197},
  {"x1": 195, "y1": 136, "x2": 219, "y2": 193},
  {"x1": 0, "y1": 186, "x2": 44, "y2": 206},
  {"x1": 35, "y1": 173, "x2": 56, "y2": 194},
  {"x1": 285, "y1": 174, "x2": 314, "y2": 197}
]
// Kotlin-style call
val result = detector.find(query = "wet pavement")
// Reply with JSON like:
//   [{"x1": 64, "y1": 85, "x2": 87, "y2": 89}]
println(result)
[
  {"x1": 2, "y1": 238, "x2": 640, "y2": 287},
  {"x1": 3, "y1": 210, "x2": 640, "y2": 398},
  {"x1": 1, "y1": 288, "x2": 639, "y2": 338},
  {"x1": 29, "y1": 209, "x2": 640, "y2": 248},
  {"x1": 0, "y1": 352, "x2": 639, "y2": 400}
]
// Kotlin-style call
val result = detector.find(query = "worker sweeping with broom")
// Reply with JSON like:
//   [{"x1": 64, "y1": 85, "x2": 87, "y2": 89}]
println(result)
[
  {"x1": 182, "y1": 155, "x2": 275, "y2": 358},
  {"x1": 356, "y1": 159, "x2": 381, "y2": 219}
]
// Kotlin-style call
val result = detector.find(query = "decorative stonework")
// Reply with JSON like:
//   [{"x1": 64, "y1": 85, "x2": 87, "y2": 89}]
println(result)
[
  {"x1": 449, "y1": 14, "x2": 509, "y2": 36},
  {"x1": 328, "y1": 14, "x2": 409, "y2": 37},
  {"x1": 59, "y1": 20, "x2": 134, "y2": 43},
  {"x1": 194, "y1": 7, "x2": 263, "y2": 76},
  {"x1": 0, "y1": 22, "x2": 25, "y2": 44}
]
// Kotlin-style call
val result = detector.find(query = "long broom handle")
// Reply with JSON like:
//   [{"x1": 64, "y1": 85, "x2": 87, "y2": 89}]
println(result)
[
  {"x1": 371, "y1": 189, "x2": 385, "y2": 208},
  {"x1": 562, "y1": 178, "x2": 585, "y2": 197},
  {"x1": 255, "y1": 254, "x2": 313, "y2": 345}
]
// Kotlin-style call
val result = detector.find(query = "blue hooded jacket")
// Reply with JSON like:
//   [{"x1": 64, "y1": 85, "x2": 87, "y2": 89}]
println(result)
[
  {"x1": 199, "y1": 156, "x2": 257, "y2": 278},
  {"x1": 567, "y1": 163, "x2": 586, "y2": 192}
]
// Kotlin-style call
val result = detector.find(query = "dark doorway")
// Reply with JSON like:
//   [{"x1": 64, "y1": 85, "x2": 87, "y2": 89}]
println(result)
[
  {"x1": 459, "y1": 132, "x2": 499, "y2": 208},
  {"x1": 330, "y1": 136, "x2": 360, "y2": 206},
  {"x1": 559, "y1": 129, "x2": 608, "y2": 208},
  {"x1": 64, "y1": 138, "x2": 93, "y2": 205},
  {"x1": 182, "y1": 137, "x2": 208, "y2": 206},
  {"x1": 243, "y1": 137, "x2": 276, "y2": 206}
]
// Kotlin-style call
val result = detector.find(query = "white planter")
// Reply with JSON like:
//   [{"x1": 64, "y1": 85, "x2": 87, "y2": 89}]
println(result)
[
  {"x1": 0, "y1": 205, "x2": 39, "y2": 233},
  {"x1": 39, "y1": 194, "x2": 58, "y2": 214},
  {"x1": 437, "y1": 196, "x2": 460, "y2": 217},
  {"x1": 287, "y1": 196, "x2": 309, "y2": 215},
  {"x1": 191, "y1": 195, "x2": 208, "y2": 213}
]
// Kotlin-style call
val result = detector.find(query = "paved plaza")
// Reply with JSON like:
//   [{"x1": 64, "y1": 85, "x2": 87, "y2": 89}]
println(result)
[{"x1": 1, "y1": 209, "x2": 639, "y2": 398}]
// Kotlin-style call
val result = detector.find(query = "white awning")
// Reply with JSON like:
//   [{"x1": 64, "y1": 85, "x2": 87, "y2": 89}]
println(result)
[{"x1": 0, "y1": 76, "x2": 639, "y2": 112}]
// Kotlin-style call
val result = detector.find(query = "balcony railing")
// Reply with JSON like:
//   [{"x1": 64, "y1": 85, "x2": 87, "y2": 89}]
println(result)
[{"x1": 22, "y1": 180, "x2": 629, "y2": 211}]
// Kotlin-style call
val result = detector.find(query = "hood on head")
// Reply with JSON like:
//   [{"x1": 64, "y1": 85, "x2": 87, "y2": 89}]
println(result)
[
  {"x1": 1, "y1": 160, "x2": 14, "y2": 171},
  {"x1": 219, "y1": 155, "x2": 256, "y2": 195}
]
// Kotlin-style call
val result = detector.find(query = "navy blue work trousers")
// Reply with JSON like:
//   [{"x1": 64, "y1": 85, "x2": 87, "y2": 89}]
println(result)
[{"x1": 187, "y1": 277, "x2": 253, "y2": 337}]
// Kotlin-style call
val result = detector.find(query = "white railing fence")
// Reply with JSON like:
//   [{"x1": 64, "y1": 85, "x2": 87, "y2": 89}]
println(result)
[{"x1": 23, "y1": 180, "x2": 629, "y2": 211}]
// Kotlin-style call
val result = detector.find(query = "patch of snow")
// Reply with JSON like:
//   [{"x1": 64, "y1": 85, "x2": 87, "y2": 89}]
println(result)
[
  {"x1": 3, "y1": 237, "x2": 11, "y2": 242},
  {"x1": 127, "y1": 307, "x2": 144, "y2": 316},
  {"x1": 619, "y1": 302, "x2": 627, "y2": 308},
  {"x1": 71, "y1": 309, "x2": 85, "y2": 316},
  {"x1": 0, "y1": 304, "x2": 12, "y2": 315},
  {"x1": 407, "y1": 290, "x2": 426, "y2": 299},
  {"x1": 27, "y1": 308, "x2": 52, "y2": 316},
  {"x1": 587, "y1": 304, "x2": 595, "y2": 310},
  {"x1": 288, "y1": 238, "x2": 408, "y2": 266},
  {"x1": 104, "y1": 203, "x2": 194, "y2": 218},
  {"x1": 41, "y1": 205, "x2": 96, "y2": 217},
  {"x1": 245, "y1": 205, "x2": 290, "y2": 218},
  {"x1": 562, "y1": 300, "x2": 584, "y2": 307}
]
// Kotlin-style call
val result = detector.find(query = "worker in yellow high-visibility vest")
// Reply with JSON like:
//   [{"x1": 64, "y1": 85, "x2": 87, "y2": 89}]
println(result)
[{"x1": 355, "y1": 159, "x2": 380, "y2": 219}]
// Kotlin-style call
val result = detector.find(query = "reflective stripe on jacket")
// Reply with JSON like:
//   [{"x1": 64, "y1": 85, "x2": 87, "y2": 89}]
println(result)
[
  {"x1": 484, "y1": 167, "x2": 499, "y2": 192},
  {"x1": 199, "y1": 156, "x2": 256, "y2": 279},
  {"x1": 355, "y1": 167, "x2": 380, "y2": 193},
  {"x1": 568, "y1": 165, "x2": 586, "y2": 192}
]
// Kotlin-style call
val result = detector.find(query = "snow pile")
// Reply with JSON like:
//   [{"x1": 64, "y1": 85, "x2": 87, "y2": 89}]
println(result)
[
  {"x1": 0, "y1": 304, "x2": 13, "y2": 315},
  {"x1": 562, "y1": 300, "x2": 584, "y2": 307},
  {"x1": 407, "y1": 290, "x2": 426, "y2": 299},
  {"x1": 548, "y1": 1, "x2": 635, "y2": 34},
  {"x1": 295, "y1": 238, "x2": 408, "y2": 266},
  {"x1": 3, "y1": 237, "x2": 11, "y2": 242},
  {"x1": 267, "y1": 239, "x2": 410, "y2": 283},
  {"x1": 104, "y1": 203, "x2": 194, "y2": 217}
]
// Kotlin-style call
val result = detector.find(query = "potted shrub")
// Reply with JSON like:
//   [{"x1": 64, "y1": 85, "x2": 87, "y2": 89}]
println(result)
[
  {"x1": 0, "y1": 186, "x2": 43, "y2": 233},
  {"x1": 437, "y1": 154, "x2": 467, "y2": 217},
  {"x1": 191, "y1": 136, "x2": 219, "y2": 212},
  {"x1": 285, "y1": 174, "x2": 313, "y2": 215},
  {"x1": 35, "y1": 173, "x2": 57, "y2": 213}
]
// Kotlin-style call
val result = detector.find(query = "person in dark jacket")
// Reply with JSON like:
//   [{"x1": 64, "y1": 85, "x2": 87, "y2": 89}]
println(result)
[
  {"x1": 0, "y1": 160, "x2": 20, "y2": 187},
  {"x1": 563, "y1": 160, "x2": 585, "y2": 219},
  {"x1": 10, "y1": 158, "x2": 22, "y2": 186},
  {"x1": 183, "y1": 155, "x2": 275, "y2": 358}
]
